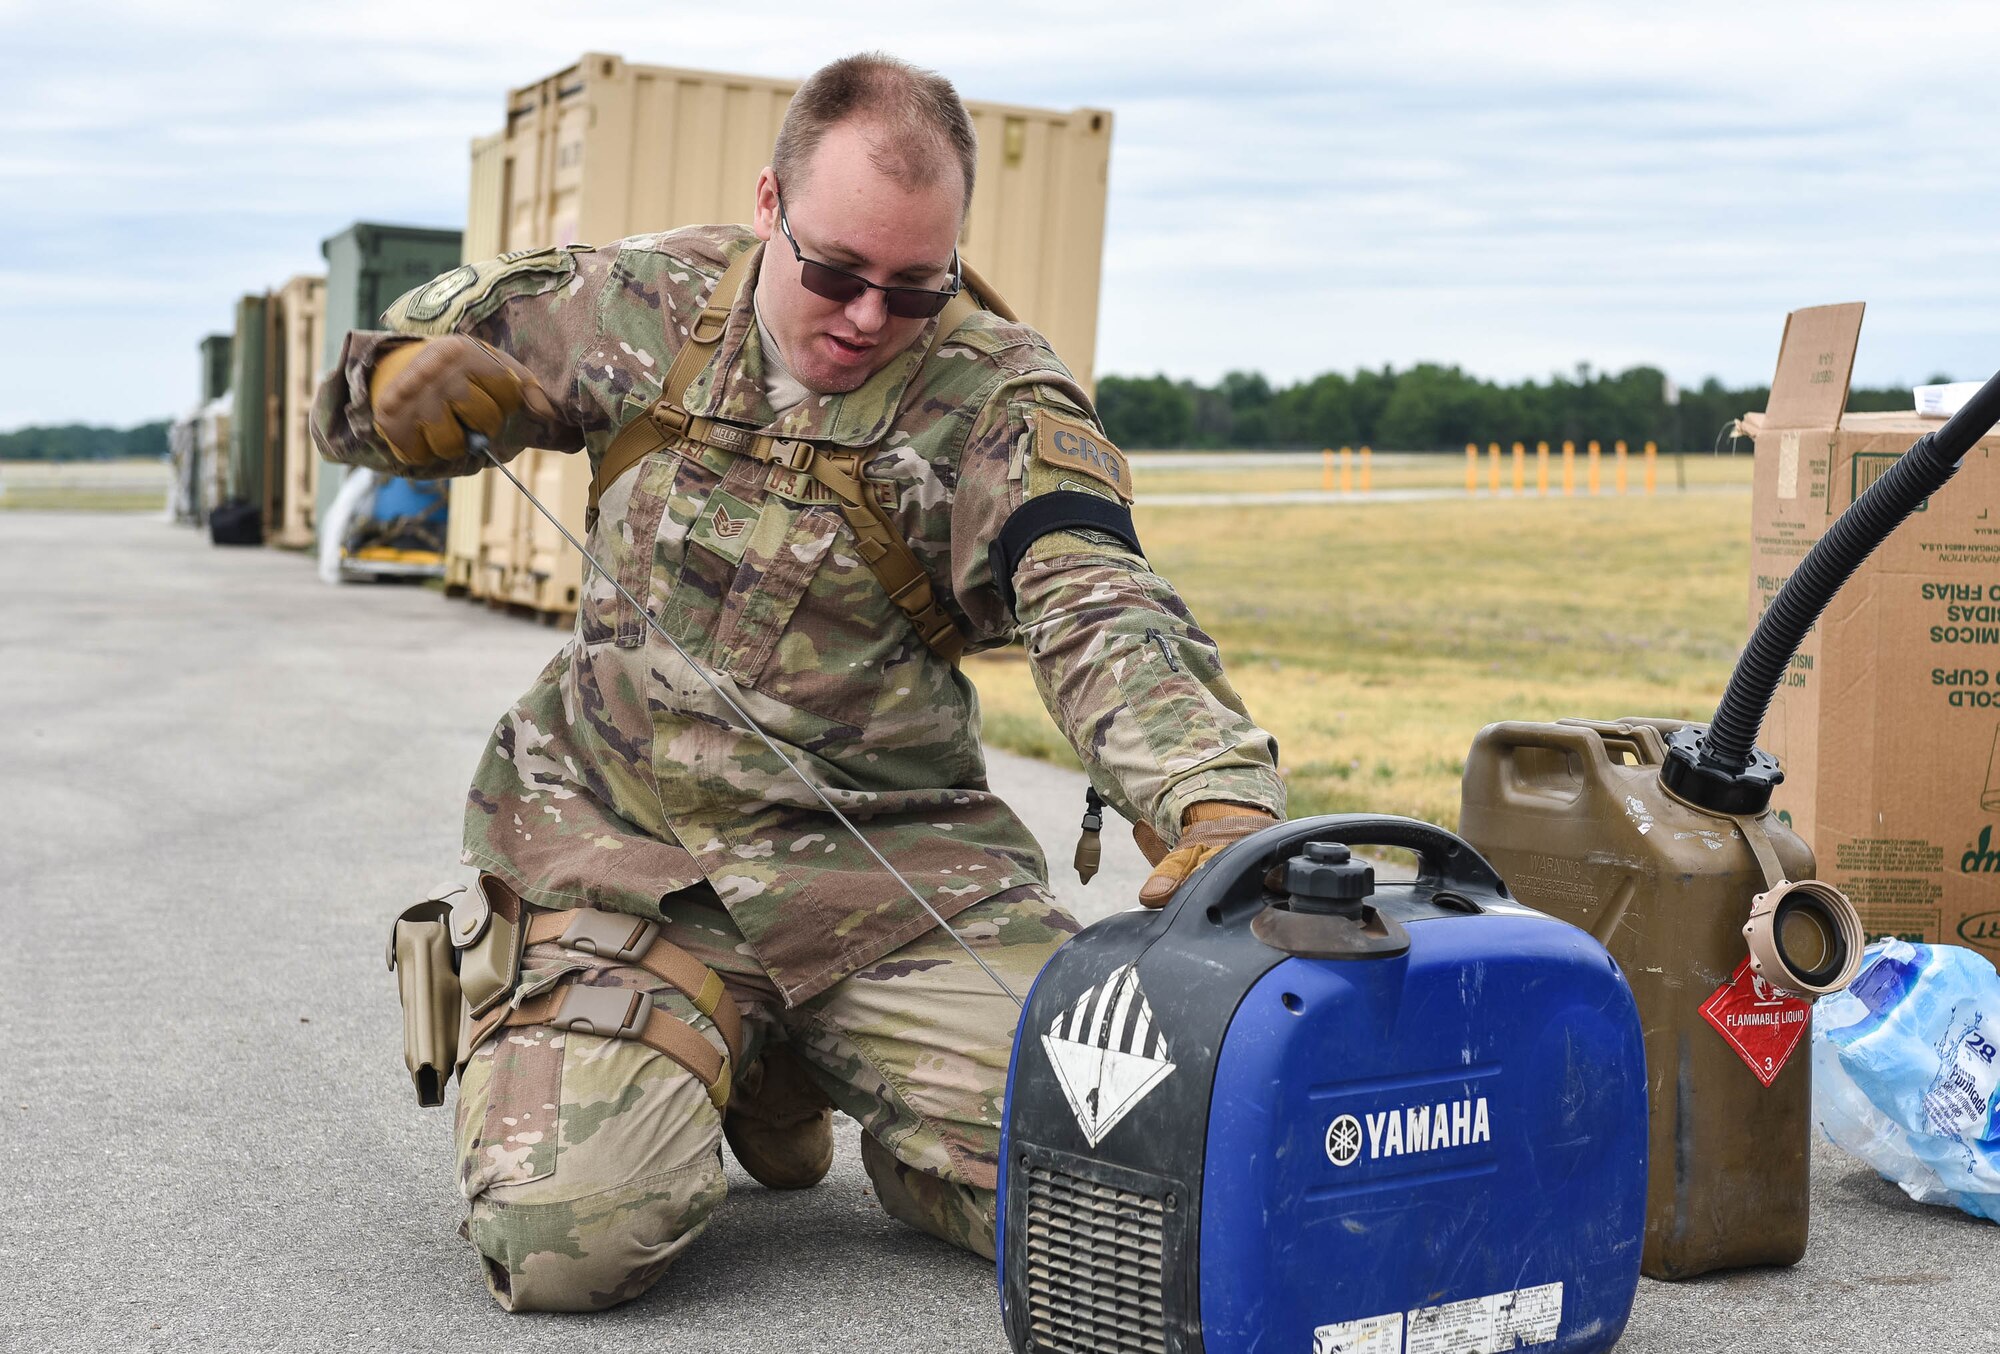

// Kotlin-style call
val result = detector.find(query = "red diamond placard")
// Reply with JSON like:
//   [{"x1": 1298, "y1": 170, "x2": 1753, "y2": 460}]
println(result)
[{"x1": 1700, "y1": 956, "x2": 1813, "y2": 1087}]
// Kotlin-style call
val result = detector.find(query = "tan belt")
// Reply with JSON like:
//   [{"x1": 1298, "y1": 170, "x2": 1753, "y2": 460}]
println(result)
[{"x1": 466, "y1": 906, "x2": 744, "y2": 1109}]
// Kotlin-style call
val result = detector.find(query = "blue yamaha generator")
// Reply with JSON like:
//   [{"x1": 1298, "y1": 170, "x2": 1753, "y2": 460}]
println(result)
[{"x1": 998, "y1": 816, "x2": 1648, "y2": 1354}]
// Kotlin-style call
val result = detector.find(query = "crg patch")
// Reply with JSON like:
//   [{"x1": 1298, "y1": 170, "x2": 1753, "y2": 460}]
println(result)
[{"x1": 1032, "y1": 411, "x2": 1133, "y2": 502}]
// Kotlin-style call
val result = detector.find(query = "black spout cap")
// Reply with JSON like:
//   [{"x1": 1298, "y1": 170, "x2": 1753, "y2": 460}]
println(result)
[
  {"x1": 1661, "y1": 726, "x2": 1785, "y2": 815},
  {"x1": 1285, "y1": 842, "x2": 1376, "y2": 914}
]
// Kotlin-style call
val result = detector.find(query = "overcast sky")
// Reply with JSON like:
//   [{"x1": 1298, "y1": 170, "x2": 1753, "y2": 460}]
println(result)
[{"x1": 5, "y1": 0, "x2": 1998, "y2": 428}]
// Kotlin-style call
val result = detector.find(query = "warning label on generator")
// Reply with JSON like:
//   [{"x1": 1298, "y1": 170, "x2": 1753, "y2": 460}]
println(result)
[
  {"x1": 1311, "y1": 1281, "x2": 1562, "y2": 1354},
  {"x1": 1700, "y1": 956, "x2": 1812, "y2": 1087}
]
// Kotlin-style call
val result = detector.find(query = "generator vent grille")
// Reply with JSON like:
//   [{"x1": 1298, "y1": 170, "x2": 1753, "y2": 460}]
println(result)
[{"x1": 1022, "y1": 1164, "x2": 1168, "y2": 1353}]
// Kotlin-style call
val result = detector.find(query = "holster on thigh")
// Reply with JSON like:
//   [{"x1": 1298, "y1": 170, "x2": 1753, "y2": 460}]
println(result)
[
  {"x1": 385, "y1": 883, "x2": 473, "y2": 1107},
  {"x1": 386, "y1": 875, "x2": 526, "y2": 1107},
  {"x1": 388, "y1": 874, "x2": 744, "y2": 1110}
]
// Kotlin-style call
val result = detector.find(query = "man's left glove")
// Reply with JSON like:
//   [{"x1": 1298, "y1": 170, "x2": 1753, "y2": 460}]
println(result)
[
  {"x1": 368, "y1": 334, "x2": 560, "y2": 468},
  {"x1": 1134, "y1": 803, "x2": 1281, "y2": 908}
]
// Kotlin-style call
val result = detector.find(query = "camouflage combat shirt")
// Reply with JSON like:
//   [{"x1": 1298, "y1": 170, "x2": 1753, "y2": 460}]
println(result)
[{"x1": 314, "y1": 225, "x2": 1284, "y2": 1003}]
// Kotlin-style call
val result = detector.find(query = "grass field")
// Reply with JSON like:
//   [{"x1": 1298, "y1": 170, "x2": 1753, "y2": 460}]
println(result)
[
  {"x1": 0, "y1": 459, "x2": 168, "y2": 512},
  {"x1": 968, "y1": 470, "x2": 1756, "y2": 831},
  {"x1": 1130, "y1": 448, "x2": 1755, "y2": 498}
]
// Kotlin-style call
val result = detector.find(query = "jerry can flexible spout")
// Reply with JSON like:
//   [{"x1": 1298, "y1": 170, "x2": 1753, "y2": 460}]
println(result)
[{"x1": 1666, "y1": 366, "x2": 2000, "y2": 813}]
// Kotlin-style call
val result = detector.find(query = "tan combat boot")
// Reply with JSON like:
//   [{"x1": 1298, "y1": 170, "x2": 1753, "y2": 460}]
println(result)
[{"x1": 723, "y1": 1043, "x2": 835, "y2": 1190}]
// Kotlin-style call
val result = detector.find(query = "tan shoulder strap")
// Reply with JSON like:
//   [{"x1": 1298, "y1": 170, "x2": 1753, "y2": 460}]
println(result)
[
  {"x1": 810, "y1": 289, "x2": 980, "y2": 662},
  {"x1": 808, "y1": 446, "x2": 966, "y2": 661},
  {"x1": 592, "y1": 243, "x2": 759, "y2": 512},
  {"x1": 591, "y1": 257, "x2": 993, "y2": 660},
  {"x1": 957, "y1": 260, "x2": 1017, "y2": 323}
]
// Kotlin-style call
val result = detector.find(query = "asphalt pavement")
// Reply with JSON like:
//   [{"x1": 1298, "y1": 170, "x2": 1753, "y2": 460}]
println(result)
[{"x1": 5, "y1": 512, "x2": 1994, "y2": 1354}]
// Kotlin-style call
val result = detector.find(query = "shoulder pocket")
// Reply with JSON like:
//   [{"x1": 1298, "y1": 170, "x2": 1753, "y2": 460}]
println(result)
[{"x1": 382, "y1": 246, "x2": 581, "y2": 335}]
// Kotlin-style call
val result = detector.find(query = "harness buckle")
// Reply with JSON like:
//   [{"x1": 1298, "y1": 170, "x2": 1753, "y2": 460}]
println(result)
[
  {"x1": 770, "y1": 439, "x2": 816, "y2": 471},
  {"x1": 558, "y1": 908, "x2": 661, "y2": 965},
  {"x1": 691, "y1": 305, "x2": 730, "y2": 344},
  {"x1": 548, "y1": 983, "x2": 651, "y2": 1041}
]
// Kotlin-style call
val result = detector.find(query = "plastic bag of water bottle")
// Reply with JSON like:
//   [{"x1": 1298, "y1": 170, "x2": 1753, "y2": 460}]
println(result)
[{"x1": 1812, "y1": 939, "x2": 2000, "y2": 1222}]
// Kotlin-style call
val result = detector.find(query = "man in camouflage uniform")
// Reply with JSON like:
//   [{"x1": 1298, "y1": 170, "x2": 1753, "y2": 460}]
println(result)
[{"x1": 316, "y1": 53, "x2": 1283, "y2": 1312}]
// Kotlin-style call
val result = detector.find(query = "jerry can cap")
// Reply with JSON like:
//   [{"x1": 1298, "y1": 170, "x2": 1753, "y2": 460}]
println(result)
[{"x1": 1661, "y1": 726, "x2": 1784, "y2": 815}]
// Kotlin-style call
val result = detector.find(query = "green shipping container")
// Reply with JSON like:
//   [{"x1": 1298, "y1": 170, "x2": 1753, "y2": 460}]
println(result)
[
  {"x1": 228, "y1": 294, "x2": 270, "y2": 517},
  {"x1": 317, "y1": 222, "x2": 465, "y2": 528},
  {"x1": 200, "y1": 333, "x2": 233, "y2": 404}
]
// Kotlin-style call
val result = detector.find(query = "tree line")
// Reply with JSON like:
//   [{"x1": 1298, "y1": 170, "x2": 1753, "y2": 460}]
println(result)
[
  {"x1": 1, "y1": 361, "x2": 1931, "y2": 459},
  {"x1": 0, "y1": 422, "x2": 170, "y2": 461},
  {"x1": 1095, "y1": 364, "x2": 1924, "y2": 452}
]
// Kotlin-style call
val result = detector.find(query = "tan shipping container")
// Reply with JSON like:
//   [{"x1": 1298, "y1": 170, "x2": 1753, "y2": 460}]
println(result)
[
  {"x1": 444, "y1": 132, "x2": 509, "y2": 597},
  {"x1": 270, "y1": 273, "x2": 326, "y2": 549},
  {"x1": 455, "y1": 52, "x2": 1113, "y2": 620}
]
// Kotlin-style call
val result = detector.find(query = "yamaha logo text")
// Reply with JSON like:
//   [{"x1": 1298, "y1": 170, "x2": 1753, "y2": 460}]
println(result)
[{"x1": 1327, "y1": 1096, "x2": 1492, "y2": 1167}]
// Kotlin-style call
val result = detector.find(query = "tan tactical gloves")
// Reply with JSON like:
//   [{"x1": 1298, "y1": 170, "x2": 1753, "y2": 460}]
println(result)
[
  {"x1": 1135, "y1": 802, "x2": 1282, "y2": 907},
  {"x1": 369, "y1": 335, "x2": 559, "y2": 468}
]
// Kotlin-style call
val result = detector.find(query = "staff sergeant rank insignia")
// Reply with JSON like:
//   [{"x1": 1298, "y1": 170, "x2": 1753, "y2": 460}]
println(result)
[{"x1": 1033, "y1": 410, "x2": 1133, "y2": 503}]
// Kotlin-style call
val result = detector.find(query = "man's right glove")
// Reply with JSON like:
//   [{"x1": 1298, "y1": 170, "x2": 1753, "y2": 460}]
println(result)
[
  {"x1": 368, "y1": 335, "x2": 560, "y2": 468},
  {"x1": 1134, "y1": 803, "x2": 1281, "y2": 908}
]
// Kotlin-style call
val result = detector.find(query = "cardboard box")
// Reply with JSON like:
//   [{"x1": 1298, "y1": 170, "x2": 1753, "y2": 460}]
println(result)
[{"x1": 1750, "y1": 302, "x2": 2000, "y2": 957}]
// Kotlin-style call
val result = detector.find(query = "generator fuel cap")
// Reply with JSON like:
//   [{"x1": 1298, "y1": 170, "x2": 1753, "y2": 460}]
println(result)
[{"x1": 1252, "y1": 840, "x2": 1409, "y2": 959}]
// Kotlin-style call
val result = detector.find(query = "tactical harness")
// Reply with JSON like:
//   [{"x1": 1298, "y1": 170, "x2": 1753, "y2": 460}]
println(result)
[
  {"x1": 585, "y1": 246, "x2": 1142, "y2": 660},
  {"x1": 590, "y1": 246, "x2": 984, "y2": 661}
]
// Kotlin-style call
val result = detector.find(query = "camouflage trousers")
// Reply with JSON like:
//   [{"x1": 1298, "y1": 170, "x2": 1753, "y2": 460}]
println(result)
[{"x1": 454, "y1": 882, "x2": 1077, "y2": 1312}]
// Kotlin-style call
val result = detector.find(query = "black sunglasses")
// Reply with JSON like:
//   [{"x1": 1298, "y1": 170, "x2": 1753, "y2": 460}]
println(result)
[{"x1": 777, "y1": 191, "x2": 961, "y2": 319}]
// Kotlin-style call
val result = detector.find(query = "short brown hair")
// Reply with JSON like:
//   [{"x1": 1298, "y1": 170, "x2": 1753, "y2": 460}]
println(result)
[{"x1": 772, "y1": 53, "x2": 977, "y2": 214}]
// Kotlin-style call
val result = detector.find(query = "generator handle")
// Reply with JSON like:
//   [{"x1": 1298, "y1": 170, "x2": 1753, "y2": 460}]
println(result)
[{"x1": 1245, "y1": 814, "x2": 1509, "y2": 902}]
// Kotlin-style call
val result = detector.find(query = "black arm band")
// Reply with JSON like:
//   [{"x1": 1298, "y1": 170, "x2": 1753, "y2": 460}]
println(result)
[{"x1": 989, "y1": 490, "x2": 1145, "y2": 618}]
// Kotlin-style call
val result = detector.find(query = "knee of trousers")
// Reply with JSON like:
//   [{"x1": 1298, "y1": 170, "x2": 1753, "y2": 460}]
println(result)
[
  {"x1": 456, "y1": 1027, "x2": 728, "y2": 1312},
  {"x1": 860, "y1": 1131, "x2": 998, "y2": 1261}
]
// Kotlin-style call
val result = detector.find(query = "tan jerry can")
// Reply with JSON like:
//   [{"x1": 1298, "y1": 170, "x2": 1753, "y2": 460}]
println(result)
[{"x1": 1459, "y1": 716, "x2": 1818, "y2": 1281}]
